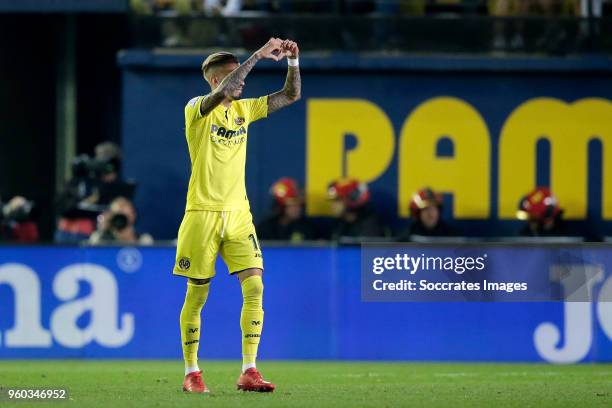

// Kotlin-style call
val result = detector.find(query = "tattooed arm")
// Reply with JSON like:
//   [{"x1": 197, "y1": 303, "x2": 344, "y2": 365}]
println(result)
[
  {"x1": 200, "y1": 38, "x2": 285, "y2": 116},
  {"x1": 199, "y1": 91, "x2": 227, "y2": 117},
  {"x1": 268, "y1": 40, "x2": 301, "y2": 114},
  {"x1": 268, "y1": 66, "x2": 301, "y2": 113}
]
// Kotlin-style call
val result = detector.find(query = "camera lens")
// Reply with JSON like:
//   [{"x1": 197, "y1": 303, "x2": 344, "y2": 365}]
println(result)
[{"x1": 110, "y1": 213, "x2": 129, "y2": 231}]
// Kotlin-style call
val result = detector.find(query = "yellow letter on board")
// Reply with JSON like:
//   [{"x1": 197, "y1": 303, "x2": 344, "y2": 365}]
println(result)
[
  {"x1": 306, "y1": 99, "x2": 395, "y2": 216},
  {"x1": 398, "y1": 97, "x2": 491, "y2": 218},
  {"x1": 499, "y1": 98, "x2": 612, "y2": 219}
]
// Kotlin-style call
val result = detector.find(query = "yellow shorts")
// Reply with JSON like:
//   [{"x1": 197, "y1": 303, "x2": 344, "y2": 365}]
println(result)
[{"x1": 173, "y1": 209, "x2": 263, "y2": 279}]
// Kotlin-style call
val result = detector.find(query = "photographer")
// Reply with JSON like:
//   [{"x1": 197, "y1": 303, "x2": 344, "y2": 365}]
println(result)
[
  {"x1": 54, "y1": 142, "x2": 136, "y2": 243},
  {"x1": 0, "y1": 196, "x2": 39, "y2": 243},
  {"x1": 89, "y1": 196, "x2": 153, "y2": 245}
]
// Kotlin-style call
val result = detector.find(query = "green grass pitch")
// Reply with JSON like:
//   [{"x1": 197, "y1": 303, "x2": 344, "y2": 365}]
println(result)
[{"x1": 0, "y1": 360, "x2": 611, "y2": 407}]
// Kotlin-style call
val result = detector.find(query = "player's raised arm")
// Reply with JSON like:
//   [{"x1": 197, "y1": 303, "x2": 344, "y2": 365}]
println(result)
[
  {"x1": 267, "y1": 40, "x2": 301, "y2": 114},
  {"x1": 199, "y1": 38, "x2": 286, "y2": 116}
]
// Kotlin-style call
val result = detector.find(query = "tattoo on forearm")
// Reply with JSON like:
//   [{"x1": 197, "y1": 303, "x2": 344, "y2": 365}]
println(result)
[
  {"x1": 199, "y1": 92, "x2": 226, "y2": 116},
  {"x1": 218, "y1": 53, "x2": 260, "y2": 95},
  {"x1": 200, "y1": 53, "x2": 261, "y2": 116},
  {"x1": 268, "y1": 66, "x2": 301, "y2": 113}
]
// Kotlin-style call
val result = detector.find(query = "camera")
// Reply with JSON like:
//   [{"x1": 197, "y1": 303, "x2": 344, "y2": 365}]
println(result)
[
  {"x1": 72, "y1": 154, "x2": 120, "y2": 182},
  {"x1": 69, "y1": 154, "x2": 131, "y2": 210},
  {"x1": 109, "y1": 212, "x2": 129, "y2": 232}
]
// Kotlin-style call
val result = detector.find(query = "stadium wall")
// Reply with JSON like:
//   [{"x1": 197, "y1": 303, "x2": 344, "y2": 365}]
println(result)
[
  {"x1": 0, "y1": 0, "x2": 128, "y2": 13},
  {"x1": 118, "y1": 51, "x2": 612, "y2": 240},
  {"x1": 1, "y1": 244, "x2": 612, "y2": 362}
]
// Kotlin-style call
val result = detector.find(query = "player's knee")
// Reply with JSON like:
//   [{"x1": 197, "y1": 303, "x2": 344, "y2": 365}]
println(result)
[
  {"x1": 241, "y1": 276, "x2": 263, "y2": 305},
  {"x1": 244, "y1": 276, "x2": 263, "y2": 296}
]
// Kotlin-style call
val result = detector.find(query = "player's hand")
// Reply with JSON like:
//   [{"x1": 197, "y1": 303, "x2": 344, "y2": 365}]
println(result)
[
  {"x1": 281, "y1": 39, "x2": 299, "y2": 59},
  {"x1": 256, "y1": 38, "x2": 285, "y2": 62}
]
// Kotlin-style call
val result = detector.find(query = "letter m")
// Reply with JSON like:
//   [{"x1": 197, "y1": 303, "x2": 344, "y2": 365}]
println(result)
[{"x1": 499, "y1": 98, "x2": 612, "y2": 219}]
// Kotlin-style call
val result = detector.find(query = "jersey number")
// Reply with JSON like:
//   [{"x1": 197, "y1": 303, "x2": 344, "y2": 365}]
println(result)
[{"x1": 248, "y1": 234, "x2": 260, "y2": 252}]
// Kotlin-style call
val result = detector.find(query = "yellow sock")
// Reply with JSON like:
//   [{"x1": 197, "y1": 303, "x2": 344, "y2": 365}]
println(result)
[
  {"x1": 180, "y1": 281, "x2": 210, "y2": 369},
  {"x1": 240, "y1": 275, "x2": 264, "y2": 368}
]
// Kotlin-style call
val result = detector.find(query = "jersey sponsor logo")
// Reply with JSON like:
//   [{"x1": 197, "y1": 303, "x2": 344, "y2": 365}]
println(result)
[
  {"x1": 210, "y1": 135, "x2": 247, "y2": 146},
  {"x1": 184, "y1": 339, "x2": 199, "y2": 346},
  {"x1": 178, "y1": 257, "x2": 191, "y2": 271},
  {"x1": 244, "y1": 334, "x2": 260, "y2": 338},
  {"x1": 210, "y1": 124, "x2": 246, "y2": 139},
  {"x1": 210, "y1": 124, "x2": 248, "y2": 146}
]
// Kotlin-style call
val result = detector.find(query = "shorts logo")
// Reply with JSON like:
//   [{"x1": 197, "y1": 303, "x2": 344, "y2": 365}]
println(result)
[
  {"x1": 234, "y1": 117, "x2": 245, "y2": 126},
  {"x1": 178, "y1": 257, "x2": 191, "y2": 271}
]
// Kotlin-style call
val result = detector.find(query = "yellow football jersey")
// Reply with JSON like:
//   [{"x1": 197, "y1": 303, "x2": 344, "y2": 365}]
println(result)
[{"x1": 184, "y1": 95, "x2": 268, "y2": 211}]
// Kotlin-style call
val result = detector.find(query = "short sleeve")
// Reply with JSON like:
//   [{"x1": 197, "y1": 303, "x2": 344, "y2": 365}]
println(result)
[
  {"x1": 247, "y1": 95, "x2": 268, "y2": 123},
  {"x1": 185, "y1": 96, "x2": 203, "y2": 126}
]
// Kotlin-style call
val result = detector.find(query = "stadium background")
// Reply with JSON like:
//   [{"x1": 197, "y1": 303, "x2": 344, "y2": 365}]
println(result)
[{"x1": 1, "y1": 0, "x2": 612, "y2": 380}]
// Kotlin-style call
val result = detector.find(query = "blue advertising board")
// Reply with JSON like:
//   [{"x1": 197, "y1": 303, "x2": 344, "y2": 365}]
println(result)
[
  {"x1": 118, "y1": 51, "x2": 612, "y2": 240},
  {"x1": 1, "y1": 244, "x2": 612, "y2": 363}
]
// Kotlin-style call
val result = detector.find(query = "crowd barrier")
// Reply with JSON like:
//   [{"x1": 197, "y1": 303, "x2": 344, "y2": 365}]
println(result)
[{"x1": 1, "y1": 244, "x2": 611, "y2": 363}]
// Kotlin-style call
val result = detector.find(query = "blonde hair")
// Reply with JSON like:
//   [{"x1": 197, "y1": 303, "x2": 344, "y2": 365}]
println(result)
[{"x1": 201, "y1": 52, "x2": 239, "y2": 82}]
